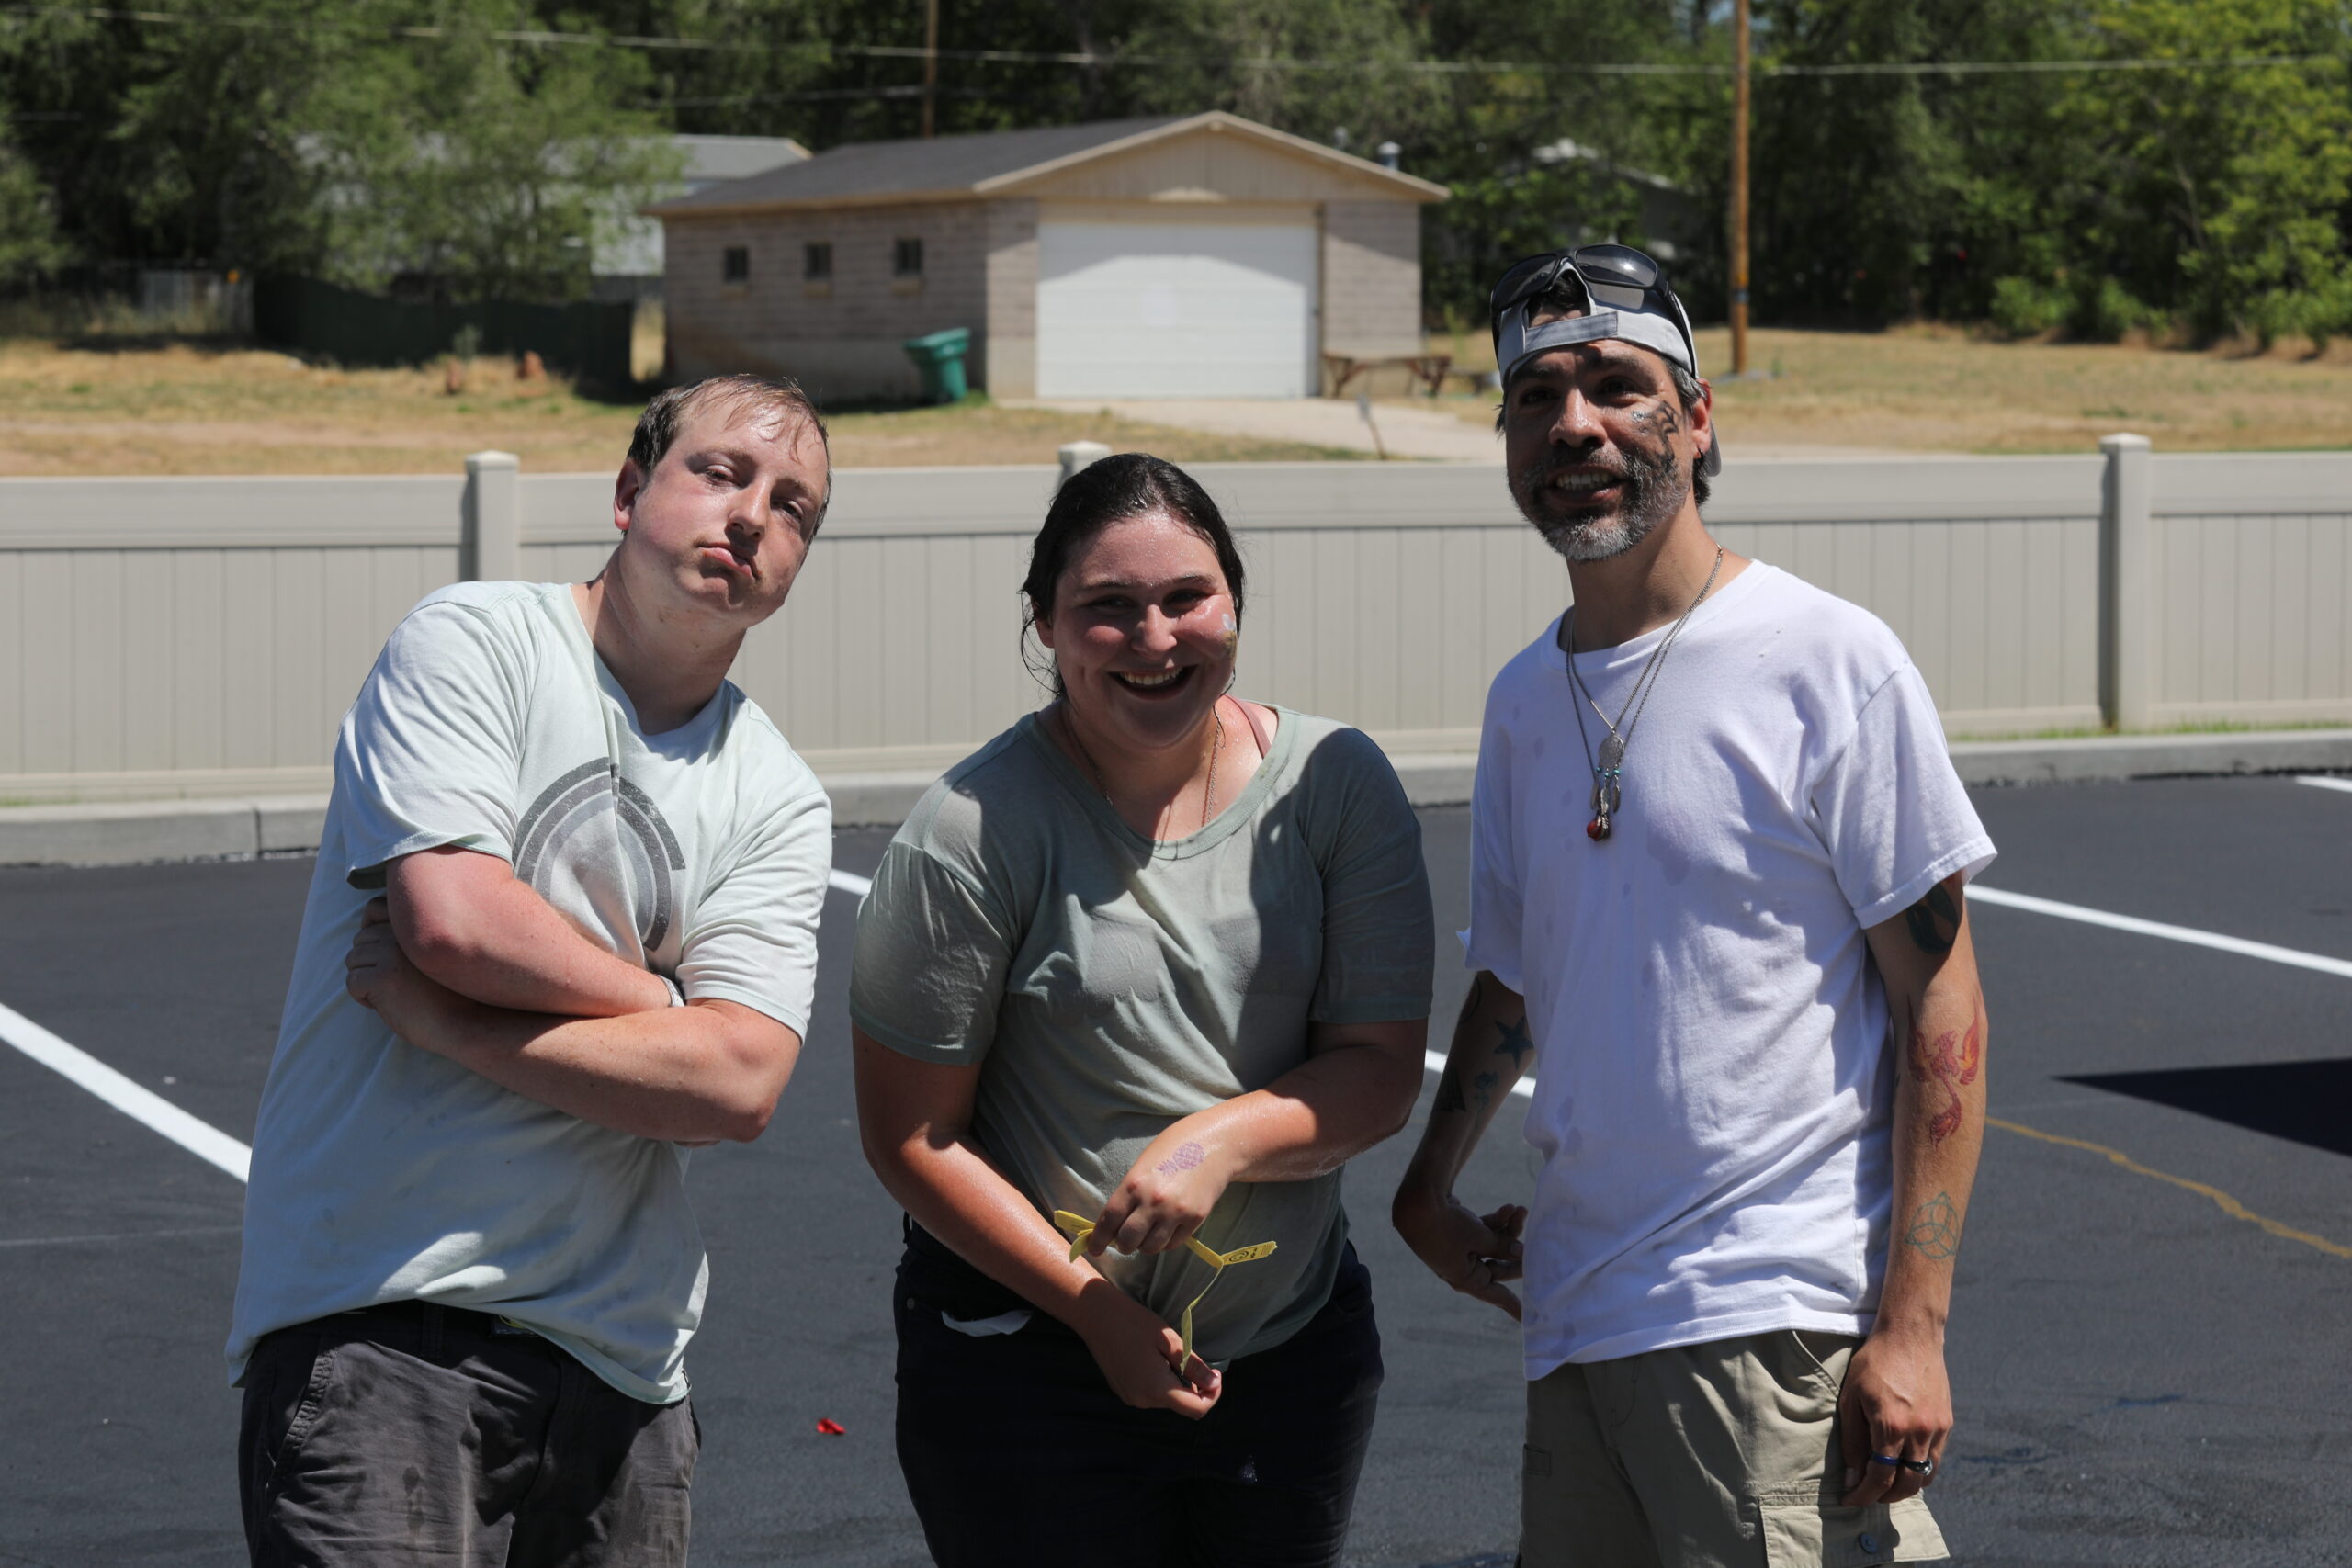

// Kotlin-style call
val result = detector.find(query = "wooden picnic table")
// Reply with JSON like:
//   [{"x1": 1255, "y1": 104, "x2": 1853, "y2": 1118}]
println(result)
[{"x1": 1320, "y1": 352, "x2": 1457, "y2": 398}]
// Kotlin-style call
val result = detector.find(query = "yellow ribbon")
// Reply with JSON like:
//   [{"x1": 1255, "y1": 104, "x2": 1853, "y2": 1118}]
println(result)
[{"x1": 1054, "y1": 1211, "x2": 1277, "y2": 1364}]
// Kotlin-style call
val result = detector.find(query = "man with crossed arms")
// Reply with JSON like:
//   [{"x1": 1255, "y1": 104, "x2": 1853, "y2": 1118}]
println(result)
[
  {"x1": 1394, "y1": 247, "x2": 1993, "y2": 1566},
  {"x1": 229, "y1": 374, "x2": 833, "y2": 1565}
]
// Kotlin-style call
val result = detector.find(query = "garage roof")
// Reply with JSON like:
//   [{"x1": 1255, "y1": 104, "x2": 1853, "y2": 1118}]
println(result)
[{"x1": 648, "y1": 111, "x2": 1446, "y2": 216}]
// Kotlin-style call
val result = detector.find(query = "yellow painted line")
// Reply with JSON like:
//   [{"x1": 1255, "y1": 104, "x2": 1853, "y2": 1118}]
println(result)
[{"x1": 1989, "y1": 1116, "x2": 2352, "y2": 1261}]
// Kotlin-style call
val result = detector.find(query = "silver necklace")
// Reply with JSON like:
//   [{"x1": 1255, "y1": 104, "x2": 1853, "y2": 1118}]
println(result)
[
  {"x1": 1563, "y1": 547, "x2": 1724, "y2": 842},
  {"x1": 1057, "y1": 695, "x2": 1225, "y2": 836}
]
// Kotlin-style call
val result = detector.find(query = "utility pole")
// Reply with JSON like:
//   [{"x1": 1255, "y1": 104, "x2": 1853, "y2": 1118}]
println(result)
[
  {"x1": 1729, "y1": 0, "x2": 1751, "y2": 376},
  {"x1": 922, "y1": 0, "x2": 940, "y2": 139}
]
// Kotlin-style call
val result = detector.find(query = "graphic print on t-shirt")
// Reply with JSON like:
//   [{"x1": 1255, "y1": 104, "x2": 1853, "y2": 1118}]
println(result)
[{"x1": 514, "y1": 758, "x2": 687, "y2": 953}]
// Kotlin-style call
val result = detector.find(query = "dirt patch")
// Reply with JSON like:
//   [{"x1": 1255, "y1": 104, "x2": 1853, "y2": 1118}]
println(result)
[{"x1": 0, "y1": 339, "x2": 1358, "y2": 476}]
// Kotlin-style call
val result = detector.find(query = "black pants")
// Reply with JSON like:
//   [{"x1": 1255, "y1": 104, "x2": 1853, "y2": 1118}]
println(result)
[
  {"x1": 893, "y1": 1223, "x2": 1384, "y2": 1568},
  {"x1": 239, "y1": 1302, "x2": 697, "y2": 1568}
]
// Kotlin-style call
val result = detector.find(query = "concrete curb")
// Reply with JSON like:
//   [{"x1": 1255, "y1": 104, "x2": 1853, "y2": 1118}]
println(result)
[
  {"x1": 1390, "y1": 754, "x2": 1481, "y2": 809},
  {"x1": 0, "y1": 797, "x2": 262, "y2": 866},
  {"x1": 4, "y1": 730, "x2": 2347, "y2": 868},
  {"x1": 1947, "y1": 728, "x2": 2352, "y2": 786}
]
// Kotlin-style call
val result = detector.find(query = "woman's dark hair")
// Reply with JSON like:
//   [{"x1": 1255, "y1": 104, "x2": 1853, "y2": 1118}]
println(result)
[{"x1": 1020, "y1": 454, "x2": 1247, "y2": 693}]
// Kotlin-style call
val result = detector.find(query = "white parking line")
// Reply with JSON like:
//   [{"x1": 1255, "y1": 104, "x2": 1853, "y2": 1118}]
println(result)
[
  {"x1": 14, "y1": 863, "x2": 2329, "y2": 1183},
  {"x1": 0, "y1": 1224, "x2": 243, "y2": 1249},
  {"x1": 0, "y1": 878, "x2": 883, "y2": 1187},
  {"x1": 2296, "y1": 775, "x2": 2352, "y2": 796},
  {"x1": 1970, "y1": 886, "x2": 2352, "y2": 980},
  {"x1": 0, "y1": 999, "x2": 252, "y2": 1181},
  {"x1": 1422, "y1": 1048, "x2": 1536, "y2": 1099}
]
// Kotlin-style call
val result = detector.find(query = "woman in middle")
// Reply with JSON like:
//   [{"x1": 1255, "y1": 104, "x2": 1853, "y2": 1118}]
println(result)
[{"x1": 851, "y1": 453, "x2": 1437, "y2": 1568}]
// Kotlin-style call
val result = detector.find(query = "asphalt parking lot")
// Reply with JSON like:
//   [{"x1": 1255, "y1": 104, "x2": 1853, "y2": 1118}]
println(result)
[{"x1": 3, "y1": 775, "x2": 2349, "y2": 1568}]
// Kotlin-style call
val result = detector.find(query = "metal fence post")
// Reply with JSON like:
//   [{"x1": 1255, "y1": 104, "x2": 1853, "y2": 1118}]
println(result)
[
  {"x1": 462, "y1": 450, "x2": 521, "y2": 582},
  {"x1": 2099, "y1": 433, "x2": 2154, "y2": 731}
]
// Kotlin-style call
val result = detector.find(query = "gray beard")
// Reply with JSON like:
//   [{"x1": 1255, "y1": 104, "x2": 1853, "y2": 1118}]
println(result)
[{"x1": 1511, "y1": 441, "x2": 1688, "y2": 563}]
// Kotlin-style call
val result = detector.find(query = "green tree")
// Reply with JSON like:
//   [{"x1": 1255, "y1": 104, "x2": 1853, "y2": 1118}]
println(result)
[
  {"x1": 1704, "y1": 0, "x2": 2075, "y2": 326},
  {"x1": 107, "y1": 0, "x2": 348, "y2": 272},
  {"x1": 0, "y1": 130, "x2": 68, "y2": 281},
  {"x1": 2, "y1": 0, "x2": 678, "y2": 299},
  {"x1": 311, "y1": 3, "x2": 681, "y2": 299},
  {"x1": 1410, "y1": 0, "x2": 1704, "y2": 324},
  {"x1": 2052, "y1": 0, "x2": 2352, "y2": 342},
  {"x1": 9, "y1": 0, "x2": 2343, "y2": 334}
]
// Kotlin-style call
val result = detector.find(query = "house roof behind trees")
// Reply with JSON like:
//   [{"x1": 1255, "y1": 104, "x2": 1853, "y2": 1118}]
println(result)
[
  {"x1": 647, "y1": 111, "x2": 1445, "y2": 215},
  {"x1": 674, "y1": 135, "x2": 812, "y2": 191}
]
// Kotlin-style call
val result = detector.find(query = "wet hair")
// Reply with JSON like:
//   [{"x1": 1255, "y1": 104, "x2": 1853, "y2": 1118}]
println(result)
[
  {"x1": 628, "y1": 373, "x2": 832, "y2": 520},
  {"x1": 1494, "y1": 282, "x2": 1712, "y2": 507},
  {"x1": 1020, "y1": 453, "x2": 1246, "y2": 694}
]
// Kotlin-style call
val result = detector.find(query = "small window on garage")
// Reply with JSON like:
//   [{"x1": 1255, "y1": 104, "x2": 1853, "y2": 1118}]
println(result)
[
  {"x1": 804, "y1": 242, "x2": 832, "y2": 281},
  {"x1": 721, "y1": 245, "x2": 750, "y2": 283},
  {"x1": 893, "y1": 237, "x2": 923, "y2": 277}
]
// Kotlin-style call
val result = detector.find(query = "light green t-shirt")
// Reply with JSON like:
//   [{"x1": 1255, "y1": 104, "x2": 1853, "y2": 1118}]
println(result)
[
  {"x1": 851, "y1": 707, "x2": 1434, "y2": 1363},
  {"x1": 229, "y1": 581, "x2": 831, "y2": 1405}
]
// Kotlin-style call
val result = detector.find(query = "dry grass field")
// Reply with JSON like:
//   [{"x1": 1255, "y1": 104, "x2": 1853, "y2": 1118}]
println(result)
[
  {"x1": 0, "y1": 321, "x2": 2344, "y2": 476},
  {"x1": 1425, "y1": 322, "x2": 2352, "y2": 454},
  {"x1": 0, "y1": 338, "x2": 1353, "y2": 476}
]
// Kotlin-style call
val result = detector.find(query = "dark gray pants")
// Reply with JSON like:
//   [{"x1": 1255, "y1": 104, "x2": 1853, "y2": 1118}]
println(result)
[{"x1": 239, "y1": 1302, "x2": 697, "y2": 1568}]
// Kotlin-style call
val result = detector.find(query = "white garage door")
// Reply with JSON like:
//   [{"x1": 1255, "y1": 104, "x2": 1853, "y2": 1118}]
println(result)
[{"x1": 1036, "y1": 220, "x2": 1317, "y2": 400}]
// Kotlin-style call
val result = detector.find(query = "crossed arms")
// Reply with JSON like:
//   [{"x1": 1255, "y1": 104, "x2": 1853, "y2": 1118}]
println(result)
[
  {"x1": 1392, "y1": 872, "x2": 1987, "y2": 1509},
  {"x1": 343, "y1": 844, "x2": 802, "y2": 1144}
]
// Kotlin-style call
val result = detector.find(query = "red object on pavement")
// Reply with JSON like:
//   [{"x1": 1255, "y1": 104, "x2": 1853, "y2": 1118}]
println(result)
[{"x1": 815, "y1": 1418, "x2": 846, "y2": 1435}]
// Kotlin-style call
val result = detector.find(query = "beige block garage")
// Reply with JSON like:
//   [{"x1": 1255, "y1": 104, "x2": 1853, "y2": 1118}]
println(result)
[{"x1": 649, "y1": 112, "x2": 1446, "y2": 404}]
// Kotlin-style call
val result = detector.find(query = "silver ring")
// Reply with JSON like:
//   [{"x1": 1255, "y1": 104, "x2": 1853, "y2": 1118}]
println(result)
[{"x1": 1900, "y1": 1457, "x2": 1935, "y2": 1479}]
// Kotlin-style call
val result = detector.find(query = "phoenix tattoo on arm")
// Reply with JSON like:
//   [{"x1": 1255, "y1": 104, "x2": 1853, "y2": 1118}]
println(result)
[{"x1": 1906, "y1": 997, "x2": 1982, "y2": 1145}]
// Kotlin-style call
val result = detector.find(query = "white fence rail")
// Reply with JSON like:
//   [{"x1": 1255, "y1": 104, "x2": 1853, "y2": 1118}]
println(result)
[{"x1": 1, "y1": 445, "x2": 2346, "y2": 804}]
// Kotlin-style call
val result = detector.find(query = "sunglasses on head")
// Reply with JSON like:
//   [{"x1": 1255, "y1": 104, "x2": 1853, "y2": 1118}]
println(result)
[{"x1": 1487, "y1": 243, "x2": 1695, "y2": 369}]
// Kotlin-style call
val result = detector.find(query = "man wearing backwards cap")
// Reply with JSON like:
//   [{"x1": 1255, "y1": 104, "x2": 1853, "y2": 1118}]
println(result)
[{"x1": 1394, "y1": 246, "x2": 1994, "y2": 1566}]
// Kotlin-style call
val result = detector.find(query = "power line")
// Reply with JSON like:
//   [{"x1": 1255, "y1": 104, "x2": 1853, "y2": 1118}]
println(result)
[
  {"x1": 663, "y1": 84, "x2": 998, "y2": 109},
  {"x1": 5, "y1": 6, "x2": 2345, "y2": 78},
  {"x1": 1760, "y1": 54, "x2": 2345, "y2": 77}
]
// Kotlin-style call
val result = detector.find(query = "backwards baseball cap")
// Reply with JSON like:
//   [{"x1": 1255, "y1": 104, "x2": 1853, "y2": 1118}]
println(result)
[{"x1": 1489, "y1": 243, "x2": 1720, "y2": 476}]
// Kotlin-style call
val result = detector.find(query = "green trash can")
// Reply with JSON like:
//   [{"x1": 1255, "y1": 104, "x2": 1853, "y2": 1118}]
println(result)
[{"x1": 902, "y1": 326, "x2": 972, "y2": 404}]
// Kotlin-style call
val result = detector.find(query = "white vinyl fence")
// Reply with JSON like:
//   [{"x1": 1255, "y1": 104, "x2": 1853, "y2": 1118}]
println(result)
[{"x1": 0, "y1": 443, "x2": 2346, "y2": 804}]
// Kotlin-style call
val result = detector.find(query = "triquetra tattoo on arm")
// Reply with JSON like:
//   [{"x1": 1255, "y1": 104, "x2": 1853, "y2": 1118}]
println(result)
[{"x1": 1904, "y1": 1191, "x2": 1962, "y2": 1261}]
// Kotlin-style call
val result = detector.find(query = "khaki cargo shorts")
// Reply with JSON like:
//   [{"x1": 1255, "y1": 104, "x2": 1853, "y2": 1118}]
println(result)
[{"x1": 1521, "y1": 1329, "x2": 1948, "y2": 1568}]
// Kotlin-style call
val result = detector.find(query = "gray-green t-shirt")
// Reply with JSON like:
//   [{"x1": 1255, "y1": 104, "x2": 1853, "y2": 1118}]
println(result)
[{"x1": 851, "y1": 707, "x2": 1434, "y2": 1362}]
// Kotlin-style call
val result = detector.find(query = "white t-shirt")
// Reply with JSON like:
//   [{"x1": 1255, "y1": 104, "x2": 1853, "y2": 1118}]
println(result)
[
  {"x1": 228, "y1": 581, "x2": 831, "y2": 1404},
  {"x1": 1463, "y1": 561, "x2": 1994, "y2": 1380}
]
